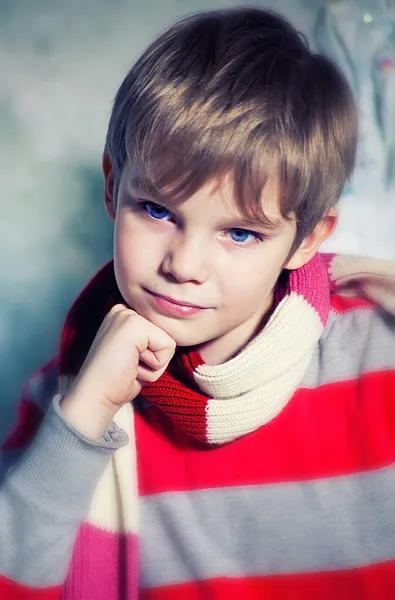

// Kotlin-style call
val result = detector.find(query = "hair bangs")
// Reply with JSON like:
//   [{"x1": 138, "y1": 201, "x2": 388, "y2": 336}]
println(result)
[{"x1": 125, "y1": 99, "x2": 284, "y2": 230}]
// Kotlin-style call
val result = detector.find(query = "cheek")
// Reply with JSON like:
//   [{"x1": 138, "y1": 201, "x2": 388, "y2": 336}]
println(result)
[
  {"x1": 219, "y1": 259, "x2": 278, "y2": 305},
  {"x1": 115, "y1": 221, "x2": 154, "y2": 266},
  {"x1": 115, "y1": 230, "x2": 170, "y2": 295},
  {"x1": 219, "y1": 276, "x2": 264, "y2": 318}
]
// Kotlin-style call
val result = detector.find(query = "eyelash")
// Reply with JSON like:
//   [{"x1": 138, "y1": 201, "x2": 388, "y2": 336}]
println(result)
[{"x1": 139, "y1": 200, "x2": 264, "y2": 245}]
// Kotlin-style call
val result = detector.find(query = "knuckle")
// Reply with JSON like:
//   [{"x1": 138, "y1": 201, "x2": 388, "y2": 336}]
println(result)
[{"x1": 109, "y1": 303, "x2": 125, "y2": 316}]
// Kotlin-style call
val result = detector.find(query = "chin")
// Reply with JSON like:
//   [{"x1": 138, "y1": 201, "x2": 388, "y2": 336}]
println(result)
[
  {"x1": 151, "y1": 317, "x2": 212, "y2": 348},
  {"x1": 162, "y1": 327, "x2": 205, "y2": 348}
]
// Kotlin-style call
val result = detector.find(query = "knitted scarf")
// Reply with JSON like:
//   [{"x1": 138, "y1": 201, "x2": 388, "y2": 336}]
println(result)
[
  {"x1": 59, "y1": 252, "x2": 395, "y2": 445},
  {"x1": 59, "y1": 252, "x2": 395, "y2": 597}
]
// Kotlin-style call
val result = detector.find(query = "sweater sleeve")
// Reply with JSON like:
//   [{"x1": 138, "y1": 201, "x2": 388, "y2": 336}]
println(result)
[{"x1": 0, "y1": 359, "x2": 128, "y2": 599}]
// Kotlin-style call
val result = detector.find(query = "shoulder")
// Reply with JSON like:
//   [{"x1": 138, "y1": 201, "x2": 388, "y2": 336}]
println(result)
[
  {"x1": 330, "y1": 296, "x2": 394, "y2": 364},
  {"x1": 2, "y1": 358, "x2": 59, "y2": 452},
  {"x1": 326, "y1": 294, "x2": 395, "y2": 347},
  {"x1": 302, "y1": 295, "x2": 395, "y2": 389}
]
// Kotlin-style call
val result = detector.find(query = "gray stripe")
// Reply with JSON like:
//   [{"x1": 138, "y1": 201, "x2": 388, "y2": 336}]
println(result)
[
  {"x1": 140, "y1": 465, "x2": 395, "y2": 587},
  {"x1": 302, "y1": 307, "x2": 395, "y2": 388}
]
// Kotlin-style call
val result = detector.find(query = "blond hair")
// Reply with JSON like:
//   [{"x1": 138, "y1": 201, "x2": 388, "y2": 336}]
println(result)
[{"x1": 105, "y1": 7, "x2": 357, "y2": 249}]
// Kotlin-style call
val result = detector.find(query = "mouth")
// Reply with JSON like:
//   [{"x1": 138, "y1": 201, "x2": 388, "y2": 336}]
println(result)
[{"x1": 144, "y1": 289, "x2": 210, "y2": 317}]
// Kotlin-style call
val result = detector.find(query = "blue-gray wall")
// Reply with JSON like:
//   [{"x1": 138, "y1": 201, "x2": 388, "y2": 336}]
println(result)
[{"x1": 1, "y1": 0, "x2": 394, "y2": 441}]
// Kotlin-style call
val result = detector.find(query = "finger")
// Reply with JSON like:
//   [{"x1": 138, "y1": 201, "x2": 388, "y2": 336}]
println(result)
[
  {"x1": 153, "y1": 346, "x2": 176, "y2": 365},
  {"x1": 136, "y1": 362, "x2": 167, "y2": 383},
  {"x1": 145, "y1": 326, "x2": 176, "y2": 355},
  {"x1": 139, "y1": 346, "x2": 175, "y2": 370},
  {"x1": 139, "y1": 348, "x2": 163, "y2": 370}
]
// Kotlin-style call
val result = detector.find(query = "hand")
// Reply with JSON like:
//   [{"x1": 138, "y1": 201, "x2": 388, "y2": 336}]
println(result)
[{"x1": 60, "y1": 304, "x2": 176, "y2": 439}]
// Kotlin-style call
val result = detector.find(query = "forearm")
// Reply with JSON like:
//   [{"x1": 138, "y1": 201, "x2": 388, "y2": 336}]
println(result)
[{"x1": 0, "y1": 395, "x2": 127, "y2": 588}]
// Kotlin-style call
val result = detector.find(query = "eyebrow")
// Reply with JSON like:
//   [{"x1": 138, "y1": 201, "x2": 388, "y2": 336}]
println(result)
[
  {"x1": 218, "y1": 208, "x2": 285, "y2": 233},
  {"x1": 128, "y1": 177, "x2": 284, "y2": 231},
  {"x1": 128, "y1": 177, "x2": 158, "y2": 197}
]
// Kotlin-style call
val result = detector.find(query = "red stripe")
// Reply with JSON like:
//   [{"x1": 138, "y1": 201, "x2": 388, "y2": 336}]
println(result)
[
  {"x1": 330, "y1": 294, "x2": 374, "y2": 313},
  {"x1": 1, "y1": 401, "x2": 44, "y2": 451},
  {"x1": 139, "y1": 560, "x2": 395, "y2": 600},
  {"x1": 136, "y1": 370, "x2": 395, "y2": 495},
  {"x1": 0, "y1": 577, "x2": 62, "y2": 600}
]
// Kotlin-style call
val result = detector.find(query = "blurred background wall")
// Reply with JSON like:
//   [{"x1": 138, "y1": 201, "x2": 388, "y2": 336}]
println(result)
[{"x1": 1, "y1": 0, "x2": 395, "y2": 441}]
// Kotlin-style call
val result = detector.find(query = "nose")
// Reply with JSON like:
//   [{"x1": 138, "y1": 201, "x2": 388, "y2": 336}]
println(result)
[{"x1": 160, "y1": 231, "x2": 210, "y2": 284}]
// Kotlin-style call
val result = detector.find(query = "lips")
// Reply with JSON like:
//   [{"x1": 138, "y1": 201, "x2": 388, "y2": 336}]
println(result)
[
  {"x1": 144, "y1": 288, "x2": 210, "y2": 317},
  {"x1": 148, "y1": 291, "x2": 207, "y2": 309}
]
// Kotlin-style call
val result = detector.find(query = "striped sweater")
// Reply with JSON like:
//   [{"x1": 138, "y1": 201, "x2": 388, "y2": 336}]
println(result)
[{"x1": 1, "y1": 252, "x2": 395, "y2": 599}]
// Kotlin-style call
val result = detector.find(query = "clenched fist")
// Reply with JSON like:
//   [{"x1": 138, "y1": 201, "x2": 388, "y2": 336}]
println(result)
[{"x1": 60, "y1": 304, "x2": 176, "y2": 440}]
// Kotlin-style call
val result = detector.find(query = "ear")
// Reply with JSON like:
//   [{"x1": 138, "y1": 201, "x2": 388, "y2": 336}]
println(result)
[
  {"x1": 103, "y1": 152, "x2": 116, "y2": 220},
  {"x1": 285, "y1": 208, "x2": 338, "y2": 270}
]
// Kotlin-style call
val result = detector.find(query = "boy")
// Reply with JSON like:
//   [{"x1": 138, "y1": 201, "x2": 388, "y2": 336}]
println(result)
[{"x1": 1, "y1": 6, "x2": 395, "y2": 599}]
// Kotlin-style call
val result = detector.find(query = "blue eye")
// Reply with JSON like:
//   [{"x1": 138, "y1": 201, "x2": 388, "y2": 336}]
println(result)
[
  {"x1": 144, "y1": 201, "x2": 170, "y2": 220},
  {"x1": 229, "y1": 228, "x2": 262, "y2": 244}
]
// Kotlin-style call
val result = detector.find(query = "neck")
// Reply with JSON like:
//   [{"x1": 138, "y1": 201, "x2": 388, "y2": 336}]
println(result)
[{"x1": 195, "y1": 292, "x2": 275, "y2": 366}]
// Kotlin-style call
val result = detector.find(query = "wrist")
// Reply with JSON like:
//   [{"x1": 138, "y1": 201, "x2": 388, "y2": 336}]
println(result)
[{"x1": 60, "y1": 389, "x2": 119, "y2": 441}]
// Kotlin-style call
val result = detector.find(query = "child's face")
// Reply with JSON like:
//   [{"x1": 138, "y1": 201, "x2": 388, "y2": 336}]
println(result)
[{"x1": 105, "y1": 161, "x2": 325, "y2": 365}]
